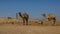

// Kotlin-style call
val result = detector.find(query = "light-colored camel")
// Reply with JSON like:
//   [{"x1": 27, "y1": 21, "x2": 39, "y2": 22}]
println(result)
[
  {"x1": 18, "y1": 12, "x2": 29, "y2": 25},
  {"x1": 42, "y1": 13, "x2": 56, "y2": 25}
]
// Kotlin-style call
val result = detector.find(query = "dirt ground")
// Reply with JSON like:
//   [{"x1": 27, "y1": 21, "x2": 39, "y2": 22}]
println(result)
[{"x1": 0, "y1": 24, "x2": 60, "y2": 34}]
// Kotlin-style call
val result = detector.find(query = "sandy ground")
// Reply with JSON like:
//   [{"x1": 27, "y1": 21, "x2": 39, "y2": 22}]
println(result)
[
  {"x1": 0, "y1": 18, "x2": 60, "y2": 34},
  {"x1": 0, "y1": 24, "x2": 60, "y2": 34}
]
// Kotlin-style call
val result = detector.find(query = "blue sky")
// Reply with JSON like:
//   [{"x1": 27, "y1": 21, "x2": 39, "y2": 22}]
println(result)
[{"x1": 0, "y1": 0, "x2": 60, "y2": 20}]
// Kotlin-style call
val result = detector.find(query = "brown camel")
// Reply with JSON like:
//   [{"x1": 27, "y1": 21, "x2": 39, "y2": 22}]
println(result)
[
  {"x1": 18, "y1": 12, "x2": 29, "y2": 25},
  {"x1": 42, "y1": 13, "x2": 56, "y2": 25}
]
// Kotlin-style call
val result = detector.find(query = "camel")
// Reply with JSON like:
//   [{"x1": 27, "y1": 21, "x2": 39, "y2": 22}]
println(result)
[
  {"x1": 18, "y1": 12, "x2": 29, "y2": 25},
  {"x1": 42, "y1": 13, "x2": 56, "y2": 25}
]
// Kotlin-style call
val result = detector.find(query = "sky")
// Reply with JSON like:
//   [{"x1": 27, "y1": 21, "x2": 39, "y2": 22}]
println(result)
[{"x1": 0, "y1": 0, "x2": 60, "y2": 20}]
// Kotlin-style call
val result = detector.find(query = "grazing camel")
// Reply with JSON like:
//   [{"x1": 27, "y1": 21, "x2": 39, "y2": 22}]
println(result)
[
  {"x1": 18, "y1": 12, "x2": 29, "y2": 25},
  {"x1": 42, "y1": 13, "x2": 56, "y2": 25}
]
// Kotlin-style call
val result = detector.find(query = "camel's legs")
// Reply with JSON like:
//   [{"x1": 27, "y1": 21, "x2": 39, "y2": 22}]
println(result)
[
  {"x1": 23, "y1": 19, "x2": 25, "y2": 25},
  {"x1": 51, "y1": 18, "x2": 56, "y2": 25},
  {"x1": 52, "y1": 20, "x2": 56, "y2": 25},
  {"x1": 26, "y1": 18, "x2": 28, "y2": 25}
]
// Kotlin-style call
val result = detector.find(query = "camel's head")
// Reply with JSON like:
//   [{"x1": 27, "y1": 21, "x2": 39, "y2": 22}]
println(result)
[
  {"x1": 19, "y1": 12, "x2": 21, "y2": 14},
  {"x1": 18, "y1": 12, "x2": 22, "y2": 17},
  {"x1": 42, "y1": 13, "x2": 46, "y2": 17}
]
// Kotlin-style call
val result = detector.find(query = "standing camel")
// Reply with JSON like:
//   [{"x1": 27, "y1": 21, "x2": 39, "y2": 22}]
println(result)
[
  {"x1": 18, "y1": 12, "x2": 29, "y2": 25},
  {"x1": 42, "y1": 13, "x2": 56, "y2": 25}
]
